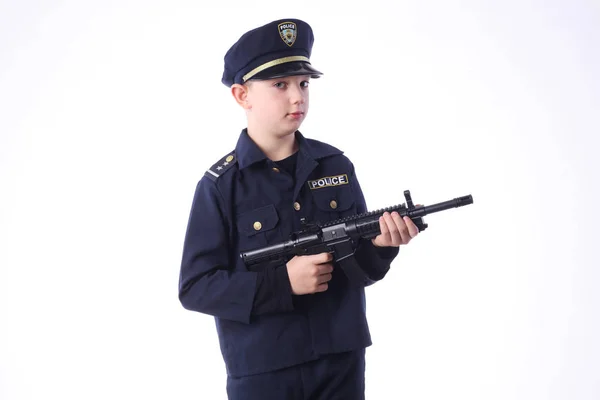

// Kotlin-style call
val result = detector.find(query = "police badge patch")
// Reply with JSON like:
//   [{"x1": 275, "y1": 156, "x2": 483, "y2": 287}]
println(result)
[
  {"x1": 278, "y1": 22, "x2": 297, "y2": 47},
  {"x1": 307, "y1": 174, "x2": 349, "y2": 190}
]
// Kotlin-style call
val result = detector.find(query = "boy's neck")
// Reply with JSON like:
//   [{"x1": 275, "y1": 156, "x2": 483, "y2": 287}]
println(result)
[{"x1": 247, "y1": 128, "x2": 299, "y2": 161}]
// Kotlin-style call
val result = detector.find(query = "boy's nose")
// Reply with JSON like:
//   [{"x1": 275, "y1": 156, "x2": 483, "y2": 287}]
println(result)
[{"x1": 290, "y1": 86, "x2": 305, "y2": 104}]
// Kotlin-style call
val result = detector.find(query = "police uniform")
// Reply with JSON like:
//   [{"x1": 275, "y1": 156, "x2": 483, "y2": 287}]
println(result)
[{"x1": 178, "y1": 18, "x2": 400, "y2": 399}]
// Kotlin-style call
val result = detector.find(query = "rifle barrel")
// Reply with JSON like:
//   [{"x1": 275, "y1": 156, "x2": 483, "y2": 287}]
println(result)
[{"x1": 410, "y1": 195, "x2": 473, "y2": 217}]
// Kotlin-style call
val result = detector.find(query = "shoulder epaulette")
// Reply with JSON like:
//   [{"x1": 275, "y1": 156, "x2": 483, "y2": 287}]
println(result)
[{"x1": 204, "y1": 151, "x2": 237, "y2": 182}]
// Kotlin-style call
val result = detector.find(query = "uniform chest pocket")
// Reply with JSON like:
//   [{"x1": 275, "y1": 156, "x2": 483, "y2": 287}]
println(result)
[
  {"x1": 236, "y1": 204, "x2": 283, "y2": 251},
  {"x1": 310, "y1": 185, "x2": 356, "y2": 222}
]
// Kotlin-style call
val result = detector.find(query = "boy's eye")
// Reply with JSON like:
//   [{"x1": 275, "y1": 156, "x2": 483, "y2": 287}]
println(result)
[{"x1": 273, "y1": 80, "x2": 309, "y2": 88}]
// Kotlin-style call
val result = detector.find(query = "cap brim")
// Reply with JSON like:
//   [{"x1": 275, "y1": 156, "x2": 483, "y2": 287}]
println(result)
[{"x1": 248, "y1": 61, "x2": 323, "y2": 81}]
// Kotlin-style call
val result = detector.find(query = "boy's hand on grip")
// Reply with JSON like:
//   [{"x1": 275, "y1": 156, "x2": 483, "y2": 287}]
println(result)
[{"x1": 286, "y1": 252, "x2": 334, "y2": 295}]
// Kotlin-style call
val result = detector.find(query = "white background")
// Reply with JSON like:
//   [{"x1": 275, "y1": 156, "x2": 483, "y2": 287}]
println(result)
[{"x1": 1, "y1": 1, "x2": 599, "y2": 399}]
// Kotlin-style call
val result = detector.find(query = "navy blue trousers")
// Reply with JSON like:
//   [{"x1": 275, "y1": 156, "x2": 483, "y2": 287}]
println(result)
[{"x1": 226, "y1": 349, "x2": 366, "y2": 400}]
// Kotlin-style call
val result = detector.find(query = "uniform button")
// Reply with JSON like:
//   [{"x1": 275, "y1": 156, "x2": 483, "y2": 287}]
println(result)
[
  {"x1": 330, "y1": 200, "x2": 338, "y2": 209},
  {"x1": 253, "y1": 221, "x2": 262, "y2": 231},
  {"x1": 293, "y1": 202, "x2": 301, "y2": 211},
  {"x1": 272, "y1": 167, "x2": 280, "y2": 172},
  {"x1": 226, "y1": 155, "x2": 234, "y2": 162}
]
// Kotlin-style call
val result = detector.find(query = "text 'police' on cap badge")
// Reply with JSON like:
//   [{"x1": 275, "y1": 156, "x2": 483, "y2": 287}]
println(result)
[{"x1": 278, "y1": 22, "x2": 297, "y2": 47}]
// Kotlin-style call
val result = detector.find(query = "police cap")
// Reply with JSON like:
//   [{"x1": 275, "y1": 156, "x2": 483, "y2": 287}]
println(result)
[{"x1": 221, "y1": 18, "x2": 323, "y2": 87}]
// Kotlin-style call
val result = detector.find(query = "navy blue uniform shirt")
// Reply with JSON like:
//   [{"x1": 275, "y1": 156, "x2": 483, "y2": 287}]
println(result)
[{"x1": 178, "y1": 129, "x2": 399, "y2": 378}]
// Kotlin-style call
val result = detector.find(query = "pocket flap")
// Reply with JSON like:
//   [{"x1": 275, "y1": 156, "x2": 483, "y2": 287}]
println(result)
[
  {"x1": 311, "y1": 186, "x2": 355, "y2": 212},
  {"x1": 236, "y1": 204, "x2": 280, "y2": 236}
]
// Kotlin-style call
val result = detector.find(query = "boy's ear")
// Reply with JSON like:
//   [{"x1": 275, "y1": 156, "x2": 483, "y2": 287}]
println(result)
[{"x1": 231, "y1": 83, "x2": 251, "y2": 110}]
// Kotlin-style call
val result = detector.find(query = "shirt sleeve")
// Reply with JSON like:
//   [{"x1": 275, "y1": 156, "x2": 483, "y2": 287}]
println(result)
[
  {"x1": 348, "y1": 162, "x2": 400, "y2": 284},
  {"x1": 178, "y1": 177, "x2": 293, "y2": 324},
  {"x1": 252, "y1": 266, "x2": 294, "y2": 315}
]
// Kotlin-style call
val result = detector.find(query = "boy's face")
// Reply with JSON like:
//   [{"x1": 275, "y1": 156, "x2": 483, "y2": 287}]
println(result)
[{"x1": 244, "y1": 74, "x2": 310, "y2": 137}]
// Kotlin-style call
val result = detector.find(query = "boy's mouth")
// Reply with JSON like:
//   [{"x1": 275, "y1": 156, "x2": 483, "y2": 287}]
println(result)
[{"x1": 288, "y1": 112, "x2": 304, "y2": 118}]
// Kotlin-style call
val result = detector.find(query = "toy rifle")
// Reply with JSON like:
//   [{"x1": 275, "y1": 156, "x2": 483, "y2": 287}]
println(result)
[{"x1": 240, "y1": 190, "x2": 474, "y2": 287}]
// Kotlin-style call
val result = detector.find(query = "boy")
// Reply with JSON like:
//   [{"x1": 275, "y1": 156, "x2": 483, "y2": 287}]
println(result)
[{"x1": 178, "y1": 18, "x2": 419, "y2": 399}]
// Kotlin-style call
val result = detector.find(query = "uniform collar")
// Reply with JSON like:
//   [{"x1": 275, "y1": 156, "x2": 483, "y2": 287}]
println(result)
[{"x1": 234, "y1": 128, "x2": 342, "y2": 169}]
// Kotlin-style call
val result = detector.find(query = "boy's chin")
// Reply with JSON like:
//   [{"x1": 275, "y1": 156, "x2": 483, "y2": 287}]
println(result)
[{"x1": 277, "y1": 120, "x2": 303, "y2": 133}]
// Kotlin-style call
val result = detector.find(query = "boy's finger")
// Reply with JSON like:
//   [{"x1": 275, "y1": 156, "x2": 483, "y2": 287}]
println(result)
[
  {"x1": 404, "y1": 217, "x2": 420, "y2": 238},
  {"x1": 319, "y1": 264, "x2": 334, "y2": 274},
  {"x1": 389, "y1": 212, "x2": 409, "y2": 244},
  {"x1": 318, "y1": 273, "x2": 332, "y2": 284},
  {"x1": 384, "y1": 212, "x2": 402, "y2": 246},
  {"x1": 379, "y1": 214, "x2": 390, "y2": 238},
  {"x1": 314, "y1": 252, "x2": 333, "y2": 263},
  {"x1": 316, "y1": 283, "x2": 329, "y2": 292}
]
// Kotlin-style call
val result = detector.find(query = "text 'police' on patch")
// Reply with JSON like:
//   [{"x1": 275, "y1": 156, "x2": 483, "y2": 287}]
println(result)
[{"x1": 307, "y1": 174, "x2": 349, "y2": 190}]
